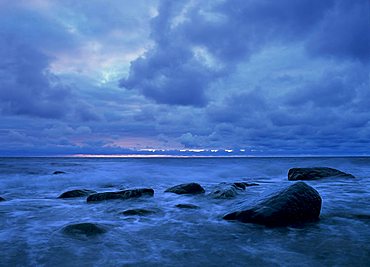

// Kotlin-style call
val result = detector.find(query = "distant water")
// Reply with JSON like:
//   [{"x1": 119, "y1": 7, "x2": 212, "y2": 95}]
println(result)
[{"x1": 0, "y1": 157, "x2": 369, "y2": 267}]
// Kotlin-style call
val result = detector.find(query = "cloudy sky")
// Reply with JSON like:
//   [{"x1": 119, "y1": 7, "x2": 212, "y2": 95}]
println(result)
[{"x1": 0, "y1": 0, "x2": 369, "y2": 156}]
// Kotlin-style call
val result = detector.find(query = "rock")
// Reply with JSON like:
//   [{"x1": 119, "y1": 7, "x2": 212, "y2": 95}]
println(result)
[
  {"x1": 288, "y1": 167, "x2": 354, "y2": 181},
  {"x1": 211, "y1": 183, "x2": 240, "y2": 199},
  {"x1": 233, "y1": 182, "x2": 259, "y2": 190},
  {"x1": 87, "y1": 188, "x2": 154, "y2": 202},
  {"x1": 53, "y1": 171, "x2": 66, "y2": 175},
  {"x1": 175, "y1": 204, "x2": 199, "y2": 209},
  {"x1": 223, "y1": 182, "x2": 322, "y2": 227},
  {"x1": 0, "y1": 196, "x2": 6, "y2": 201},
  {"x1": 165, "y1": 183, "x2": 205, "y2": 195},
  {"x1": 211, "y1": 182, "x2": 259, "y2": 199},
  {"x1": 58, "y1": 189, "x2": 97, "y2": 199},
  {"x1": 121, "y1": 209, "x2": 155, "y2": 216},
  {"x1": 62, "y1": 223, "x2": 106, "y2": 236}
]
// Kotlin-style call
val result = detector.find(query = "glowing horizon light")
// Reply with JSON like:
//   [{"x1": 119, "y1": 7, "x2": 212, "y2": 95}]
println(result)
[
  {"x1": 211, "y1": 149, "x2": 218, "y2": 152},
  {"x1": 225, "y1": 149, "x2": 233, "y2": 153},
  {"x1": 240, "y1": 149, "x2": 246, "y2": 152},
  {"x1": 71, "y1": 154, "x2": 253, "y2": 158},
  {"x1": 139, "y1": 149, "x2": 157, "y2": 152}
]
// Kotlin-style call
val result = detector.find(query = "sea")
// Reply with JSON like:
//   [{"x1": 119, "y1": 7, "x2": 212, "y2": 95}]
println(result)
[{"x1": 0, "y1": 156, "x2": 369, "y2": 267}]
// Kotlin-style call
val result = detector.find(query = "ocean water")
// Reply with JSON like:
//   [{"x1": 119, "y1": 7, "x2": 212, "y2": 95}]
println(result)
[{"x1": 0, "y1": 157, "x2": 369, "y2": 267}]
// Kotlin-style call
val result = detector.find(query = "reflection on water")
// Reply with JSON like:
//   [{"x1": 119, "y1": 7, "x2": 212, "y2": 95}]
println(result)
[{"x1": 0, "y1": 157, "x2": 369, "y2": 266}]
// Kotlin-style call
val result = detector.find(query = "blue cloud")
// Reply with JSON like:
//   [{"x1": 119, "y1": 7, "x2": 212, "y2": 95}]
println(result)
[{"x1": 0, "y1": 0, "x2": 370, "y2": 155}]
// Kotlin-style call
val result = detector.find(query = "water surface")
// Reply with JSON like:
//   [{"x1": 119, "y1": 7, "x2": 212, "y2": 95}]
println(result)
[{"x1": 0, "y1": 157, "x2": 369, "y2": 266}]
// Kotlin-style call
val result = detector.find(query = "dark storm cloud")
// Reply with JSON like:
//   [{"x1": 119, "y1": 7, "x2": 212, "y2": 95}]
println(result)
[
  {"x1": 0, "y1": 41, "x2": 71, "y2": 118},
  {"x1": 307, "y1": 0, "x2": 370, "y2": 62},
  {"x1": 0, "y1": 4, "x2": 101, "y2": 120},
  {"x1": 120, "y1": 0, "x2": 341, "y2": 106},
  {"x1": 284, "y1": 64, "x2": 369, "y2": 108}
]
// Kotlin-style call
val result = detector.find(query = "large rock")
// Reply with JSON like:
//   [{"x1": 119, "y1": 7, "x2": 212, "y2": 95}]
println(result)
[
  {"x1": 87, "y1": 188, "x2": 154, "y2": 202},
  {"x1": 223, "y1": 182, "x2": 322, "y2": 227},
  {"x1": 62, "y1": 223, "x2": 106, "y2": 236},
  {"x1": 58, "y1": 189, "x2": 97, "y2": 199},
  {"x1": 0, "y1": 196, "x2": 6, "y2": 201},
  {"x1": 211, "y1": 182, "x2": 259, "y2": 199},
  {"x1": 288, "y1": 167, "x2": 354, "y2": 181},
  {"x1": 165, "y1": 183, "x2": 205, "y2": 195}
]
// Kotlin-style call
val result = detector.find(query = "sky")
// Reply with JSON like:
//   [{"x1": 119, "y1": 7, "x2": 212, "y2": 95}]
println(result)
[{"x1": 0, "y1": 0, "x2": 369, "y2": 156}]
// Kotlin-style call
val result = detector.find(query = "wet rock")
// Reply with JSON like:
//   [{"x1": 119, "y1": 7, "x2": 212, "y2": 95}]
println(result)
[
  {"x1": 121, "y1": 209, "x2": 155, "y2": 216},
  {"x1": 175, "y1": 204, "x2": 199, "y2": 209},
  {"x1": 223, "y1": 182, "x2": 322, "y2": 227},
  {"x1": 58, "y1": 189, "x2": 97, "y2": 199},
  {"x1": 233, "y1": 182, "x2": 259, "y2": 189},
  {"x1": 0, "y1": 196, "x2": 6, "y2": 201},
  {"x1": 288, "y1": 167, "x2": 354, "y2": 181},
  {"x1": 87, "y1": 188, "x2": 154, "y2": 202},
  {"x1": 62, "y1": 223, "x2": 106, "y2": 236},
  {"x1": 211, "y1": 182, "x2": 259, "y2": 199},
  {"x1": 211, "y1": 184, "x2": 240, "y2": 199},
  {"x1": 165, "y1": 183, "x2": 205, "y2": 195},
  {"x1": 53, "y1": 171, "x2": 66, "y2": 175}
]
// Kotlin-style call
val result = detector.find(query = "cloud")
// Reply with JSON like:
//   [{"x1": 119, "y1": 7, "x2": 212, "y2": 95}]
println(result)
[
  {"x1": 1, "y1": 0, "x2": 370, "y2": 155},
  {"x1": 120, "y1": 0, "x2": 340, "y2": 106},
  {"x1": 306, "y1": 0, "x2": 370, "y2": 62},
  {"x1": 0, "y1": 42, "x2": 72, "y2": 118}
]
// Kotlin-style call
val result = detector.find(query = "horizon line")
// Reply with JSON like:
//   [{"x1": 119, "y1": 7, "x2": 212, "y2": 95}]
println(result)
[{"x1": 0, "y1": 154, "x2": 369, "y2": 158}]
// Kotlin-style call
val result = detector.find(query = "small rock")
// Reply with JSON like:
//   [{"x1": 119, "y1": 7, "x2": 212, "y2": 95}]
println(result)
[
  {"x1": 87, "y1": 188, "x2": 154, "y2": 202},
  {"x1": 211, "y1": 184, "x2": 240, "y2": 199},
  {"x1": 288, "y1": 167, "x2": 354, "y2": 181},
  {"x1": 62, "y1": 223, "x2": 106, "y2": 236},
  {"x1": 175, "y1": 204, "x2": 199, "y2": 209},
  {"x1": 121, "y1": 209, "x2": 155, "y2": 216},
  {"x1": 211, "y1": 182, "x2": 259, "y2": 199},
  {"x1": 53, "y1": 171, "x2": 66, "y2": 175},
  {"x1": 233, "y1": 182, "x2": 259, "y2": 189},
  {"x1": 58, "y1": 189, "x2": 97, "y2": 199},
  {"x1": 223, "y1": 182, "x2": 322, "y2": 227},
  {"x1": 0, "y1": 196, "x2": 6, "y2": 201},
  {"x1": 165, "y1": 183, "x2": 205, "y2": 195}
]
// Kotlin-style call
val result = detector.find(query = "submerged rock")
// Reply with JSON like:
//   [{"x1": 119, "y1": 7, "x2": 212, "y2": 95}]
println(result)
[
  {"x1": 288, "y1": 167, "x2": 354, "y2": 181},
  {"x1": 62, "y1": 223, "x2": 106, "y2": 236},
  {"x1": 211, "y1": 184, "x2": 240, "y2": 199},
  {"x1": 58, "y1": 189, "x2": 97, "y2": 198},
  {"x1": 223, "y1": 182, "x2": 322, "y2": 227},
  {"x1": 53, "y1": 171, "x2": 66, "y2": 175},
  {"x1": 87, "y1": 188, "x2": 154, "y2": 202},
  {"x1": 233, "y1": 182, "x2": 259, "y2": 189},
  {"x1": 0, "y1": 196, "x2": 6, "y2": 201},
  {"x1": 211, "y1": 182, "x2": 259, "y2": 199},
  {"x1": 121, "y1": 209, "x2": 155, "y2": 216},
  {"x1": 175, "y1": 204, "x2": 199, "y2": 209},
  {"x1": 165, "y1": 183, "x2": 205, "y2": 195}
]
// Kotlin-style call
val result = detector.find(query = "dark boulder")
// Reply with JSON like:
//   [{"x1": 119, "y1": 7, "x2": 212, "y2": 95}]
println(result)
[
  {"x1": 211, "y1": 182, "x2": 259, "y2": 199},
  {"x1": 175, "y1": 204, "x2": 199, "y2": 209},
  {"x1": 87, "y1": 188, "x2": 154, "y2": 202},
  {"x1": 223, "y1": 182, "x2": 322, "y2": 227},
  {"x1": 0, "y1": 196, "x2": 5, "y2": 201},
  {"x1": 58, "y1": 189, "x2": 97, "y2": 199},
  {"x1": 288, "y1": 167, "x2": 354, "y2": 181},
  {"x1": 165, "y1": 183, "x2": 205, "y2": 195},
  {"x1": 121, "y1": 209, "x2": 155, "y2": 216},
  {"x1": 53, "y1": 171, "x2": 66, "y2": 175},
  {"x1": 62, "y1": 223, "x2": 106, "y2": 236}
]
